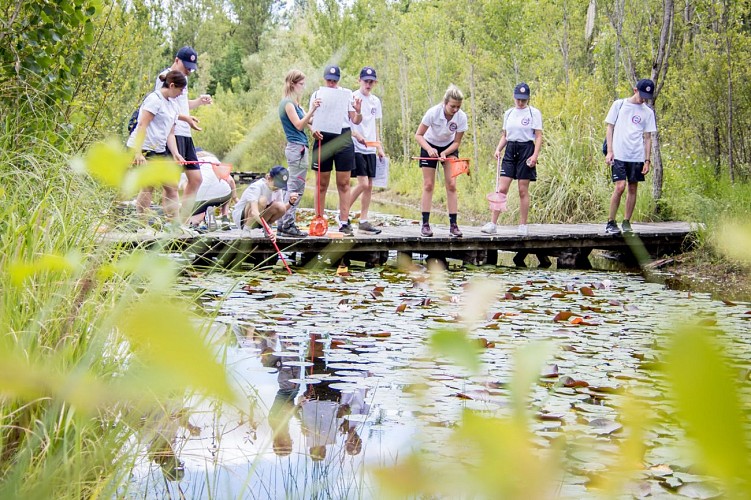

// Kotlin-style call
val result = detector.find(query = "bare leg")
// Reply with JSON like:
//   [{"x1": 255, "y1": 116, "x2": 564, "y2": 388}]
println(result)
[
  {"x1": 162, "y1": 185, "x2": 179, "y2": 222},
  {"x1": 317, "y1": 171, "x2": 331, "y2": 215},
  {"x1": 518, "y1": 179, "x2": 531, "y2": 225},
  {"x1": 335, "y1": 170, "x2": 352, "y2": 222},
  {"x1": 421, "y1": 168, "x2": 436, "y2": 212},
  {"x1": 624, "y1": 182, "x2": 639, "y2": 220},
  {"x1": 443, "y1": 165, "x2": 458, "y2": 214},
  {"x1": 609, "y1": 180, "x2": 627, "y2": 220},
  {"x1": 136, "y1": 188, "x2": 154, "y2": 216},
  {"x1": 181, "y1": 169, "x2": 202, "y2": 222}
]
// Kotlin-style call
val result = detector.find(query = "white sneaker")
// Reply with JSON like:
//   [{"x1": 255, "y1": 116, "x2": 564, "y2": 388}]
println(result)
[
  {"x1": 517, "y1": 224, "x2": 528, "y2": 236},
  {"x1": 480, "y1": 222, "x2": 497, "y2": 234}
]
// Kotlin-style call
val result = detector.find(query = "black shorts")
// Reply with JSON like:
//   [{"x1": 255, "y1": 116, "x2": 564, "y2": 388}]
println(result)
[
  {"x1": 611, "y1": 160, "x2": 645, "y2": 183},
  {"x1": 419, "y1": 142, "x2": 458, "y2": 169},
  {"x1": 354, "y1": 153, "x2": 377, "y2": 178},
  {"x1": 143, "y1": 150, "x2": 170, "y2": 159},
  {"x1": 312, "y1": 129, "x2": 355, "y2": 173},
  {"x1": 176, "y1": 135, "x2": 199, "y2": 170},
  {"x1": 500, "y1": 141, "x2": 536, "y2": 181},
  {"x1": 192, "y1": 193, "x2": 232, "y2": 216}
]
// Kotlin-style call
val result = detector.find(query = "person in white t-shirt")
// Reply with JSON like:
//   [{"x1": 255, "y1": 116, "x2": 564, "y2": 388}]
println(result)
[
  {"x1": 127, "y1": 70, "x2": 187, "y2": 221},
  {"x1": 232, "y1": 166, "x2": 297, "y2": 241},
  {"x1": 177, "y1": 151, "x2": 237, "y2": 230},
  {"x1": 482, "y1": 82, "x2": 543, "y2": 237},
  {"x1": 349, "y1": 66, "x2": 384, "y2": 235},
  {"x1": 309, "y1": 65, "x2": 362, "y2": 236},
  {"x1": 415, "y1": 84, "x2": 468, "y2": 238},
  {"x1": 604, "y1": 79, "x2": 658, "y2": 234}
]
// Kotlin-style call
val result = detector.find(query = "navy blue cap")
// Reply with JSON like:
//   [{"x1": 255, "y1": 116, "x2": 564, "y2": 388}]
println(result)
[
  {"x1": 636, "y1": 79, "x2": 655, "y2": 99},
  {"x1": 176, "y1": 46, "x2": 198, "y2": 71},
  {"x1": 324, "y1": 65, "x2": 341, "y2": 81},
  {"x1": 359, "y1": 66, "x2": 377, "y2": 81},
  {"x1": 513, "y1": 82, "x2": 530, "y2": 100},
  {"x1": 269, "y1": 165, "x2": 289, "y2": 189}
]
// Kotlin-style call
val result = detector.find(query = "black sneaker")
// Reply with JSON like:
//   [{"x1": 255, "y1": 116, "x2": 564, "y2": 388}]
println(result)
[
  {"x1": 278, "y1": 224, "x2": 308, "y2": 238},
  {"x1": 421, "y1": 223, "x2": 433, "y2": 237},
  {"x1": 605, "y1": 220, "x2": 621, "y2": 234},
  {"x1": 449, "y1": 223, "x2": 463, "y2": 238},
  {"x1": 339, "y1": 222, "x2": 354, "y2": 236},
  {"x1": 358, "y1": 221, "x2": 382, "y2": 234},
  {"x1": 621, "y1": 219, "x2": 633, "y2": 233}
]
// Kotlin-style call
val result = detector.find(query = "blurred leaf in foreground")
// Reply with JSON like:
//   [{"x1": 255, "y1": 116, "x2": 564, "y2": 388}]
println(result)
[
  {"x1": 9, "y1": 251, "x2": 82, "y2": 285},
  {"x1": 715, "y1": 221, "x2": 751, "y2": 264},
  {"x1": 71, "y1": 138, "x2": 132, "y2": 189},
  {"x1": 428, "y1": 328, "x2": 480, "y2": 373},
  {"x1": 121, "y1": 158, "x2": 182, "y2": 197},
  {"x1": 116, "y1": 297, "x2": 234, "y2": 402},
  {"x1": 664, "y1": 325, "x2": 750, "y2": 493}
]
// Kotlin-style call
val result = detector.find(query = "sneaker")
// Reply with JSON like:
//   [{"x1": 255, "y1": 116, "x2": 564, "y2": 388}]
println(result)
[
  {"x1": 621, "y1": 219, "x2": 633, "y2": 233},
  {"x1": 339, "y1": 222, "x2": 354, "y2": 236},
  {"x1": 358, "y1": 221, "x2": 382, "y2": 234},
  {"x1": 605, "y1": 220, "x2": 621, "y2": 234},
  {"x1": 481, "y1": 222, "x2": 497, "y2": 234},
  {"x1": 219, "y1": 215, "x2": 233, "y2": 231},
  {"x1": 189, "y1": 223, "x2": 208, "y2": 234},
  {"x1": 517, "y1": 224, "x2": 528, "y2": 236},
  {"x1": 278, "y1": 224, "x2": 308, "y2": 238},
  {"x1": 421, "y1": 223, "x2": 433, "y2": 237},
  {"x1": 449, "y1": 223, "x2": 463, "y2": 238}
]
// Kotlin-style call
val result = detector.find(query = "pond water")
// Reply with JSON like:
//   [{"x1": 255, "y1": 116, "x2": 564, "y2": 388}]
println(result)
[{"x1": 125, "y1": 261, "x2": 751, "y2": 499}]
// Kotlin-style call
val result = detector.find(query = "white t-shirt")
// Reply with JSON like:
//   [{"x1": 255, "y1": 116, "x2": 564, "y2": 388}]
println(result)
[
  {"x1": 421, "y1": 103, "x2": 468, "y2": 147},
  {"x1": 503, "y1": 105, "x2": 543, "y2": 142},
  {"x1": 606, "y1": 99, "x2": 657, "y2": 162},
  {"x1": 232, "y1": 177, "x2": 284, "y2": 228},
  {"x1": 179, "y1": 157, "x2": 231, "y2": 201},
  {"x1": 126, "y1": 91, "x2": 178, "y2": 153},
  {"x1": 156, "y1": 69, "x2": 191, "y2": 137},
  {"x1": 310, "y1": 86, "x2": 356, "y2": 131},
  {"x1": 301, "y1": 399, "x2": 341, "y2": 448},
  {"x1": 351, "y1": 90, "x2": 382, "y2": 154}
]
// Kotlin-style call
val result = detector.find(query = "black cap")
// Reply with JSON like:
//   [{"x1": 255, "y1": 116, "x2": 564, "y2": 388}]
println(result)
[
  {"x1": 636, "y1": 79, "x2": 655, "y2": 99},
  {"x1": 269, "y1": 165, "x2": 289, "y2": 189},
  {"x1": 359, "y1": 66, "x2": 377, "y2": 81},
  {"x1": 513, "y1": 82, "x2": 530, "y2": 100},
  {"x1": 176, "y1": 46, "x2": 198, "y2": 71},
  {"x1": 324, "y1": 65, "x2": 341, "y2": 81}
]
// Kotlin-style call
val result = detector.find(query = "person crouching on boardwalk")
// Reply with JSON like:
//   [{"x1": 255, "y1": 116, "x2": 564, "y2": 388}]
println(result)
[
  {"x1": 482, "y1": 82, "x2": 543, "y2": 237},
  {"x1": 127, "y1": 70, "x2": 187, "y2": 223},
  {"x1": 414, "y1": 84, "x2": 468, "y2": 238},
  {"x1": 232, "y1": 166, "x2": 297, "y2": 241}
]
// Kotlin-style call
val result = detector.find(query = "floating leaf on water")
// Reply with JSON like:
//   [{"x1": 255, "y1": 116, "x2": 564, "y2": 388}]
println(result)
[
  {"x1": 661, "y1": 476, "x2": 683, "y2": 490},
  {"x1": 559, "y1": 376, "x2": 589, "y2": 388},
  {"x1": 677, "y1": 482, "x2": 722, "y2": 499},
  {"x1": 624, "y1": 304, "x2": 639, "y2": 311},
  {"x1": 536, "y1": 412, "x2": 565, "y2": 421},
  {"x1": 541, "y1": 364, "x2": 559, "y2": 378},
  {"x1": 588, "y1": 418, "x2": 622, "y2": 435},
  {"x1": 508, "y1": 286, "x2": 522, "y2": 292},
  {"x1": 648, "y1": 463, "x2": 674, "y2": 477},
  {"x1": 608, "y1": 299, "x2": 623, "y2": 306},
  {"x1": 395, "y1": 303, "x2": 407, "y2": 313},
  {"x1": 580, "y1": 286, "x2": 595, "y2": 296},
  {"x1": 284, "y1": 361, "x2": 314, "y2": 367},
  {"x1": 553, "y1": 311, "x2": 574, "y2": 322},
  {"x1": 721, "y1": 299, "x2": 737, "y2": 306},
  {"x1": 697, "y1": 318, "x2": 717, "y2": 326},
  {"x1": 370, "y1": 332, "x2": 391, "y2": 338},
  {"x1": 288, "y1": 378, "x2": 322, "y2": 384},
  {"x1": 551, "y1": 293, "x2": 566, "y2": 298}
]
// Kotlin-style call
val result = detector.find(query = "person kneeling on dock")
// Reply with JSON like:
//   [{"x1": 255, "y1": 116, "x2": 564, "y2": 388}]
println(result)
[{"x1": 232, "y1": 166, "x2": 297, "y2": 240}]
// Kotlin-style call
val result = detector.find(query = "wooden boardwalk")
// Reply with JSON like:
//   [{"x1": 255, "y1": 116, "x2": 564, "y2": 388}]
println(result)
[{"x1": 107, "y1": 221, "x2": 699, "y2": 269}]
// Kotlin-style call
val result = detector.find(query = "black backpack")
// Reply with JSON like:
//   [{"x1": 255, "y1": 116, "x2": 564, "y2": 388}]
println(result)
[{"x1": 126, "y1": 91, "x2": 157, "y2": 135}]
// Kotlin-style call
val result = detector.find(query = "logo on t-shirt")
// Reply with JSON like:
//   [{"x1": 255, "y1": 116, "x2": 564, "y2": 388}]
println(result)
[
  {"x1": 632, "y1": 115, "x2": 642, "y2": 124},
  {"x1": 449, "y1": 122, "x2": 457, "y2": 132},
  {"x1": 521, "y1": 117, "x2": 531, "y2": 126},
  {"x1": 371, "y1": 107, "x2": 377, "y2": 115}
]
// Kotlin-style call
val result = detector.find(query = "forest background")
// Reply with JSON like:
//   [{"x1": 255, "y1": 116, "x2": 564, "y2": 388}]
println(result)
[{"x1": 4, "y1": 0, "x2": 751, "y2": 227}]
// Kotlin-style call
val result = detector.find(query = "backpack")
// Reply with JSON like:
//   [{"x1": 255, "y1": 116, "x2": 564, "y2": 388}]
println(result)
[
  {"x1": 126, "y1": 91, "x2": 156, "y2": 135},
  {"x1": 602, "y1": 99, "x2": 625, "y2": 155}
]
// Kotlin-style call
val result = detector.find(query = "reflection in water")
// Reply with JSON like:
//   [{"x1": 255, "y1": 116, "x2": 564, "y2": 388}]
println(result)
[{"x1": 125, "y1": 265, "x2": 751, "y2": 498}]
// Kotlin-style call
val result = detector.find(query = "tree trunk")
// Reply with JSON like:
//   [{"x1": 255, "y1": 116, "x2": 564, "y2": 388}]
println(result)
[
  {"x1": 650, "y1": 0, "x2": 675, "y2": 204},
  {"x1": 723, "y1": 0, "x2": 735, "y2": 182},
  {"x1": 469, "y1": 56, "x2": 478, "y2": 183}
]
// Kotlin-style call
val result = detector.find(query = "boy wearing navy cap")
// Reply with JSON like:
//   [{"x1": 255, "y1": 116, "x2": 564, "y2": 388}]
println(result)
[
  {"x1": 233, "y1": 166, "x2": 298, "y2": 240},
  {"x1": 349, "y1": 66, "x2": 384, "y2": 234},
  {"x1": 604, "y1": 78, "x2": 657, "y2": 234}
]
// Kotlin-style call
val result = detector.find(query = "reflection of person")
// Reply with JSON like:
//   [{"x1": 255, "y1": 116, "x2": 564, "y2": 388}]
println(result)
[
  {"x1": 178, "y1": 150, "x2": 237, "y2": 230},
  {"x1": 604, "y1": 79, "x2": 657, "y2": 235},
  {"x1": 156, "y1": 46, "x2": 213, "y2": 224},
  {"x1": 415, "y1": 84, "x2": 468, "y2": 238},
  {"x1": 309, "y1": 65, "x2": 363, "y2": 236},
  {"x1": 349, "y1": 66, "x2": 384, "y2": 235},
  {"x1": 277, "y1": 70, "x2": 321, "y2": 238},
  {"x1": 482, "y1": 82, "x2": 543, "y2": 236},
  {"x1": 127, "y1": 70, "x2": 187, "y2": 221},
  {"x1": 232, "y1": 166, "x2": 296, "y2": 240}
]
